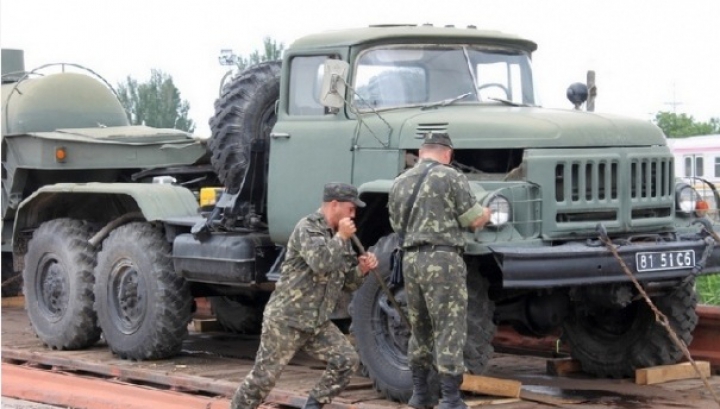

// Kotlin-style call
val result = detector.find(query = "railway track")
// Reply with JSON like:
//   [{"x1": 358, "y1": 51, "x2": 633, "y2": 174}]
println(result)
[{"x1": 2, "y1": 301, "x2": 719, "y2": 409}]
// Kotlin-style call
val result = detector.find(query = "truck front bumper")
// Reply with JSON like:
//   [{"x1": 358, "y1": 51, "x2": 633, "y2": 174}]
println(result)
[{"x1": 489, "y1": 236, "x2": 720, "y2": 289}]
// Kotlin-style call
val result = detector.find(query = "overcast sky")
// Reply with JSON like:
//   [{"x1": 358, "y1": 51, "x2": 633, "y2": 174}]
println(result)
[{"x1": 2, "y1": 0, "x2": 719, "y2": 137}]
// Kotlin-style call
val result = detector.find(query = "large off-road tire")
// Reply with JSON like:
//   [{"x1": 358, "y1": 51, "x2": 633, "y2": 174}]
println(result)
[
  {"x1": 561, "y1": 279, "x2": 698, "y2": 378},
  {"x1": 23, "y1": 218, "x2": 101, "y2": 349},
  {"x1": 352, "y1": 234, "x2": 413, "y2": 402},
  {"x1": 2, "y1": 253, "x2": 22, "y2": 297},
  {"x1": 208, "y1": 61, "x2": 281, "y2": 193},
  {"x1": 463, "y1": 266, "x2": 497, "y2": 374},
  {"x1": 94, "y1": 222, "x2": 192, "y2": 360},
  {"x1": 352, "y1": 234, "x2": 496, "y2": 402},
  {"x1": 209, "y1": 296, "x2": 265, "y2": 334}
]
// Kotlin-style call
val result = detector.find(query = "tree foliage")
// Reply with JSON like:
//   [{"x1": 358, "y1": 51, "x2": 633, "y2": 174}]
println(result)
[
  {"x1": 219, "y1": 37, "x2": 285, "y2": 95},
  {"x1": 235, "y1": 37, "x2": 285, "y2": 72},
  {"x1": 653, "y1": 111, "x2": 720, "y2": 138},
  {"x1": 117, "y1": 69, "x2": 195, "y2": 133}
]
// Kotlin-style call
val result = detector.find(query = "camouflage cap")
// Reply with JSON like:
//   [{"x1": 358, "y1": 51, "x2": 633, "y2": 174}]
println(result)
[
  {"x1": 421, "y1": 132, "x2": 453, "y2": 148},
  {"x1": 323, "y1": 182, "x2": 366, "y2": 207}
]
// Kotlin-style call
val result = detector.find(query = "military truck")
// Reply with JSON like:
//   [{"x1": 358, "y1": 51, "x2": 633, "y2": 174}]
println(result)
[{"x1": 6, "y1": 24, "x2": 720, "y2": 403}]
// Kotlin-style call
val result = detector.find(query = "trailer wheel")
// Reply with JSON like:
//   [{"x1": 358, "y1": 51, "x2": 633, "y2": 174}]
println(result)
[
  {"x1": 208, "y1": 61, "x2": 281, "y2": 194},
  {"x1": 23, "y1": 218, "x2": 101, "y2": 349},
  {"x1": 94, "y1": 222, "x2": 192, "y2": 360},
  {"x1": 561, "y1": 279, "x2": 698, "y2": 378},
  {"x1": 209, "y1": 296, "x2": 265, "y2": 334}
]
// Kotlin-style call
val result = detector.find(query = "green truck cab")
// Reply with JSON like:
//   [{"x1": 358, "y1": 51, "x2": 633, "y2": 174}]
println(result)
[{"x1": 4, "y1": 25, "x2": 720, "y2": 402}]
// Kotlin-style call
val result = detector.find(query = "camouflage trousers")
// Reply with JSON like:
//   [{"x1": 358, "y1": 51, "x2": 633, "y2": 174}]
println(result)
[
  {"x1": 230, "y1": 318, "x2": 359, "y2": 409},
  {"x1": 403, "y1": 250, "x2": 468, "y2": 375}
]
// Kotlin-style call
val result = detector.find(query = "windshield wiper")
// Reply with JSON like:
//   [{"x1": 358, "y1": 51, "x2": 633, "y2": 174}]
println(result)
[
  {"x1": 487, "y1": 97, "x2": 532, "y2": 107},
  {"x1": 420, "y1": 92, "x2": 473, "y2": 110}
]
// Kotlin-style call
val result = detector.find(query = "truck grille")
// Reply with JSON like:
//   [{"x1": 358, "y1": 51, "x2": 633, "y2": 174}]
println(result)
[{"x1": 554, "y1": 156, "x2": 674, "y2": 225}]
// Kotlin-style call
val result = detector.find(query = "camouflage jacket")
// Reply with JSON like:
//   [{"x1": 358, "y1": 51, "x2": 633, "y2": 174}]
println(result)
[
  {"x1": 263, "y1": 210, "x2": 364, "y2": 332},
  {"x1": 389, "y1": 158, "x2": 484, "y2": 248}
]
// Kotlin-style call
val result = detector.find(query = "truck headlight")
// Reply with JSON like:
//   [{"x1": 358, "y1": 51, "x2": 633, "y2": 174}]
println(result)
[
  {"x1": 675, "y1": 184, "x2": 698, "y2": 214},
  {"x1": 487, "y1": 194, "x2": 511, "y2": 226}
]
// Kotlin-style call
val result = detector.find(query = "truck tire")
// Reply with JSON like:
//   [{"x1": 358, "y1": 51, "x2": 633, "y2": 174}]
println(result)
[
  {"x1": 94, "y1": 222, "x2": 192, "y2": 360},
  {"x1": 2, "y1": 253, "x2": 22, "y2": 297},
  {"x1": 209, "y1": 296, "x2": 264, "y2": 334},
  {"x1": 561, "y1": 279, "x2": 698, "y2": 378},
  {"x1": 352, "y1": 234, "x2": 415, "y2": 402},
  {"x1": 208, "y1": 61, "x2": 281, "y2": 193},
  {"x1": 463, "y1": 268, "x2": 497, "y2": 375},
  {"x1": 23, "y1": 218, "x2": 101, "y2": 350},
  {"x1": 352, "y1": 235, "x2": 496, "y2": 402}
]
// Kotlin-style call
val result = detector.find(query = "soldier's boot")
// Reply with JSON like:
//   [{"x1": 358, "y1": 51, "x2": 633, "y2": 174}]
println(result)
[
  {"x1": 438, "y1": 374, "x2": 467, "y2": 409},
  {"x1": 302, "y1": 396, "x2": 323, "y2": 409},
  {"x1": 408, "y1": 367, "x2": 434, "y2": 409}
]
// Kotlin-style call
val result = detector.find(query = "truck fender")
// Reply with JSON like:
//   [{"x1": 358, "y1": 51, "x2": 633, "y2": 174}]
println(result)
[
  {"x1": 358, "y1": 179, "x2": 395, "y2": 197},
  {"x1": 13, "y1": 182, "x2": 199, "y2": 252}
]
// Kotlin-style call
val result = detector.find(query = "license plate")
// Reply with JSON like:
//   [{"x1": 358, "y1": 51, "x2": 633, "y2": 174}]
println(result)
[{"x1": 635, "y1": 250, "x2": 695, "y2": 272}]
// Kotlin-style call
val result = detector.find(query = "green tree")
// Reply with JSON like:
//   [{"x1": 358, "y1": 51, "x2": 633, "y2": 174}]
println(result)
[
  {"x1": 219, "y1": 37, "x2": 285, "y2": 95},
  {"x1": 235, "y1": 37, "x2": 285, "y2": 72},
  {"x1": 653, "y1": 111, "x2": 720, "y2": 138},
  {"x1": 117, "y1": 69, "x2": 195, "y2": 133}
]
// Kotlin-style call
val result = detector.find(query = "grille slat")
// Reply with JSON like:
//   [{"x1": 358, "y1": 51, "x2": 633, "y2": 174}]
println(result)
[
  {"x1": 555, "y1": 156, "x2": 673, "y2": 224},
  {"x1": 415, "y1": 123, "x2": 449, "y2": 138}
]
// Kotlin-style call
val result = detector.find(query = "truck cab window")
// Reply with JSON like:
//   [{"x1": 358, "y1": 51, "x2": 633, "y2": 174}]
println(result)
[
  {"x1": 289, "y1": 55, "x2": 333, "y2": 115},
  {"x1": 353, "y1": 45, "x2": 537, "y2": 110}
]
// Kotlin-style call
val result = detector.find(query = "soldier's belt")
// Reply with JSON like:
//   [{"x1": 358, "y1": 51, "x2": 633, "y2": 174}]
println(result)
[{"x1": 404, "y1": 244, "x2": 462, "y2": 254}]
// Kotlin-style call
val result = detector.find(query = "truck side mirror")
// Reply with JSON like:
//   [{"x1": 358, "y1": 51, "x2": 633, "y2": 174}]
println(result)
[{"x1": 319, "y1": 59, "x2": 349, "y2": 109}]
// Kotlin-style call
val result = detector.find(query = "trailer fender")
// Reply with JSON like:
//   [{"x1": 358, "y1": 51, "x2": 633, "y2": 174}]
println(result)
[{"x1": 13, "y1": 182, "x2": 199, "y2": 252}]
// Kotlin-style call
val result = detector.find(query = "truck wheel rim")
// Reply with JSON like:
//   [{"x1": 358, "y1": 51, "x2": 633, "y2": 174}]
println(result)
[
  {"x1": 37, "y1": 253, "x2": 69, "y2": 321},
  {"x1": 109, "y1": 259, "x2": 147, "y2": 334},
  {"x1": 581, "y1": 303, "x2": 638, "y2": 338},
  {"x1": 373, "y1": 287, "x2": 410, "y2": 364}
]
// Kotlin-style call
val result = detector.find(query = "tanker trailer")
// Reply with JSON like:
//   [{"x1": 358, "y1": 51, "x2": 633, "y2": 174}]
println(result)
[{"x1": 2, "y1": 48, "x2": 217, "y2": 354}]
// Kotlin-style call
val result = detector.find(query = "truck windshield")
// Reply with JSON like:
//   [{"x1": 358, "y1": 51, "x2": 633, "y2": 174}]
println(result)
[{"x1": 353, "y1": 45, "x2": 538, "y2": 110}]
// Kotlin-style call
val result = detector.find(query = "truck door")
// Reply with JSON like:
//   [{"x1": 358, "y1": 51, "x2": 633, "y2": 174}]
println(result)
[{"x1": 268, "y1": 54, "x2": 356, "y2": 243}]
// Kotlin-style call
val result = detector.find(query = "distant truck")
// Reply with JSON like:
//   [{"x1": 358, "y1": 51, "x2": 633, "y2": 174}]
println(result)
[{"x1": 5, "y1": 24, "x2": 720, "y2": 403}]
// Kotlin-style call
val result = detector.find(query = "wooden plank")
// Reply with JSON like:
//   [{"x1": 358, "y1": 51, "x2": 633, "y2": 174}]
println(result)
[
  {"x1": 461, "y1": 374, "x2": 521, "y2": 398},
  {"x1": 635, "y1": 361, "x2": 711, "y2": 385},
  {"x1": 465, "y1": 397, "x2": 521, "y2": 406},
  {"x1": 546, "y1": 357, "x2": 583, "y2": 377},
  {"x1": 519, "y1": 390, "x2": 586, "y2": 405},
  {"x1": 1, "y1": 296, "x2": 25, "y2": 308},
  {"x1": 193, "y1": 318, "x2": 222, "y2": 332}
]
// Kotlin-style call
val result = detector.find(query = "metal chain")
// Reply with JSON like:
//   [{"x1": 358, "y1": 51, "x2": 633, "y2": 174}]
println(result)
[{"x1": 597, "y1": 225, "x2": 720, "y2": 407}]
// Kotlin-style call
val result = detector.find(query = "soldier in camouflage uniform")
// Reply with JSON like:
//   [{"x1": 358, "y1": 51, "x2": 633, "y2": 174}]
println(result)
[
  {"x1": 231, "y1": 182, "x2": 379, "y2": 409},
  {"x1": 388, "y1": 133, "x2": 491, "y2": 409}
]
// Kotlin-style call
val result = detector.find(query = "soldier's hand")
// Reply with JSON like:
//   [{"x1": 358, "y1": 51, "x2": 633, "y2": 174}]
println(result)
[
  {"x1": 471, "y1": 207, "x2": 493, "y2": 230},
  {"x1": 358, "y1": 253, "x2": 378, "y2": 275},
  {"x1": 337, "y1": 217, "x2": 356, "y2": 240}
]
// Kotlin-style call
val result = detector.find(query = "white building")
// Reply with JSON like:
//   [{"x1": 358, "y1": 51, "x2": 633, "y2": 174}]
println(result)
[
  {"x1": 667, "y1": 135, "x2": 720, "y2": 213},
  {"x1": 667, "y1": 135, "x2": 720, "y2": 184}
]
